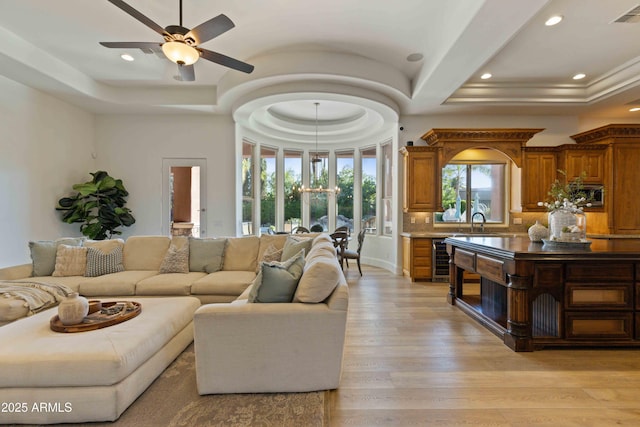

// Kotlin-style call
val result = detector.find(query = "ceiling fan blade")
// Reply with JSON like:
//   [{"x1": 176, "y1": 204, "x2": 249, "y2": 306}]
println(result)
[
  {"x1": 100, "y1": 41, "x2": 162, "y2": 50},
  {"x1": 178, "y1": 63, "x2": 195, "y2": 81},
  {"x1": 107, "y1": 0, "x2": 168, "y2": 37},
  {"x1": 186, "y1": 14, "x2": 235, "y2": 45},
  {"x1": 199, "y1": 48, "x2": 254, "y2": 74}
]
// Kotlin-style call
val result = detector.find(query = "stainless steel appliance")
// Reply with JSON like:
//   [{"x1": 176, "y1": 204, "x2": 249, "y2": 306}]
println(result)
[{"x1": 432, "y1": 238, "x2": 450, "y2": 282}]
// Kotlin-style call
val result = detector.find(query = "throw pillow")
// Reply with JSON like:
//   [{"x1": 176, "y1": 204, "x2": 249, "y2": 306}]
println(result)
[
  {"x1": 52, "y1": 245, "x2": 89, "y2": 277},
  {"x1": 293, "y1": 258, "x2": 342, "y2": 303},
  {"x1": 189, "y1": 237, "x2": 227, "y2": 273},
  {"x1": 255, "y1": 244, "x2": 283, "y2": 272},
  {"x1": 85, "y1": 245, "x2": 125, "y2": 277},
  {"x1": 29, "y1": 237, "x2": 86, "y2": 277},
  {"x1": 159, "y1": 243, "x2": 189, "y2": 274},
  {"x1": 248, "y1": 250, "x2": 305, "y2": 303},
  {"x1": 281, "y1": 235, "x2": 313, "y2": 261}
]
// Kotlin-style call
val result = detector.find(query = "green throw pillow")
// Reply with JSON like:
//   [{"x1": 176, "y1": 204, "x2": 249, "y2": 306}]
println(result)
[
  {"x1": 281, "y1": 236, "x2": 313, "y2": 261},
  {"x1": 29, "y1": 237, "x2": 86, "y2": 277},
  {"x1": 248, "y1": 251, "x2": 305, "y2": 303},
  {"x1": 189, "y1": 238, "x2": 227, "y2": 273}
]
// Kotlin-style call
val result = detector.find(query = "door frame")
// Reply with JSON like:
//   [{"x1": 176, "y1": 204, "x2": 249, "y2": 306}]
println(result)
[{"x1": 162, "y1": 158, "x2": 207, "y2": 237}]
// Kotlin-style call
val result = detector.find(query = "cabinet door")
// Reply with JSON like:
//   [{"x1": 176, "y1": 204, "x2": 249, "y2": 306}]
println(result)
[
  {"x1": 565, "y1": 150, "x2": 604, "y2": 184},
  {"x1": 411, "y1": 238, "x2": 432, "y2": 280},
  {"x1": 404, "y1": 151, "x2": 436, "y2": 211},
  {"x1": 522, "y1": 151, "x2": 557, "y2": 211},
  {"x1": 612, "y1": 145, "x2": 640, "y2": 233}
]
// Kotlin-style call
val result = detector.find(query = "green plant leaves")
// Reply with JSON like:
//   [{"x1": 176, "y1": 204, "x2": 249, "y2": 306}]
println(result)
[{"x1": 56, "y1": 171, "x2": 136, "y2": 240}]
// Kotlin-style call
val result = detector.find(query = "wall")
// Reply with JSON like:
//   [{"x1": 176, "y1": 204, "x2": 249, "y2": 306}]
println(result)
[
  {"x1": 94, "y1": 114, "x2": 237, "y2": 239},
  {"x1": 0, "y1": 75, "x2": 95, "y2": 267}
]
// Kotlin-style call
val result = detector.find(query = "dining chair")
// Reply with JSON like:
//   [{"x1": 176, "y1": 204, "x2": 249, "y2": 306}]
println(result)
[
  {"x1": 329, "y1": 231, "x2": 349, "y2": 269},
  {"x1": 343, "y1": 229, "x2": 366, "y2": 276},
  {"x1": 292, "y1": 226, "x2": 310, "y2": 234},
  {"x1": 333, "y1": 225, "x2": 349, "y2": 236}
]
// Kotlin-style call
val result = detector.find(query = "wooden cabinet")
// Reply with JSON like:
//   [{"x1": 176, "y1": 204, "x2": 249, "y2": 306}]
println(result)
[
  {"x1": 522, "y1": 148, "x2": 557, "y2": 211},
  {"x1": 402, "y1": 237, "x2": 432, "y2": 281},
  {"x1": 570, "y1": 124, "x2": 640, "y2": 234},
  {"x1": 558, "y1": 146, "x2": 606, "y2": 184},
  {"x1": 401, "y1": 147, "x2": 437, "y2": 212},
  {"x1": 446, "y1": 237, "x2": 640, "y2": 351}
]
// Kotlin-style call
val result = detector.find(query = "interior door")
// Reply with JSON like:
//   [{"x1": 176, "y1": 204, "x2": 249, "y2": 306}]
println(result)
[{"x1": 162, "y1": 158, "x2": 207, "y2": 237}]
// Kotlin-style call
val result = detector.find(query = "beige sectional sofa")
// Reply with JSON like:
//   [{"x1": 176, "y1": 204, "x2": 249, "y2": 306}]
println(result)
[{"x1": 0, "y1": 233, "x2": 330, "y2": 324}]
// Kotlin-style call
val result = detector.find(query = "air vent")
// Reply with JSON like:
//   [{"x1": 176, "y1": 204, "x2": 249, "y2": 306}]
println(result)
[{"x1": 614, "y1": 5, "x2": 640, "y2": 23}]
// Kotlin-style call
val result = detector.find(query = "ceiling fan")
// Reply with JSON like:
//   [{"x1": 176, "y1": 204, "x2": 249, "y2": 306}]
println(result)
[{"x1": 99, "y1": 0, "x2": 254, "y2": 81}]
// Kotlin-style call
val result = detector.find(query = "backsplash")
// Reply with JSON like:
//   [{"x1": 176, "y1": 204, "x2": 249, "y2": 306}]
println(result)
[{"x1": 402, "y1": 212, "x2": 549, "y2": 234}]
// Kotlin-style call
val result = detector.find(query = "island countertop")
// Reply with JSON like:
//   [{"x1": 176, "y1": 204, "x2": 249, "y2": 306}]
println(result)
[
  {"x1": 444, "y1": 235, "x2": 640, "y2": 261},
  {"x1": 445, "y1": 235, "x2": 640, "y2": 351}
]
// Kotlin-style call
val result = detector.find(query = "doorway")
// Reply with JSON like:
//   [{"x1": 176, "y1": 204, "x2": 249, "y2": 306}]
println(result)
[{"x1": 162, "y1": 158, "x2": 207, "y2": 237}]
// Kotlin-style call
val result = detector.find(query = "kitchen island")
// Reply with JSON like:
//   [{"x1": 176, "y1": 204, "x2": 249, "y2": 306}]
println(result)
[{"x1": 445, "y1": 236, "x2": 640, "y2": 351}]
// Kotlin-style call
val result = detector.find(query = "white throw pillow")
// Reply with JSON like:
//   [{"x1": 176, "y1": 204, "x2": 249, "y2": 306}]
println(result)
[{"x1": 52, "y1": 244, "x2": 88, "y2": 277}]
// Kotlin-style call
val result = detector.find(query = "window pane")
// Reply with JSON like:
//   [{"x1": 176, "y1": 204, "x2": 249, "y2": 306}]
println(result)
[
  {"x1": 441, "y1": 164, "x2": 467, "y2": 222},
  {"x1": 471, "y1": 164, "x2": 504, "y2": 223},
  {"x1": 336, "y1": 151, "x2": 354, "y2": 233},
  {"x1": 382, "y1": 143, "x2": 392, "y2": 235},
  {"x1": 242, "y1": 141, "x2": 254, "y2": 235},
  {"x1": 284, "y1": 150, "x2": 302, "y2": 233},
  {"x1": 309, "y1": 151, "x2": 329, "y2": 231},
  {"x1": 361, "y1": 147, "x2": 377, "y2": 233},
  {"x1": 260, "y1": 146, "x2": 277, "y2": 234}
]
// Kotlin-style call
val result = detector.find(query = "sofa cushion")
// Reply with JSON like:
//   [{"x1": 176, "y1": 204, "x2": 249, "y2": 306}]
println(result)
[
  {"x1": 78, "y1": 270, "x2": 158, "y2": 296},
  {"x1": 85, "y1": 245, "x2": 125, "y2": 277},
  {"x1": 191, "y1": 271, "x2": 257, "y2": 296},
  {"x1": 223, "y1": 236, "x2": 259, "y2": 272},
  {"x1": 85, "y1": 239, "x2": 125, "y2": 253},
  {"x1": 159, "y1": 243, "x2": 189, "y2": 274},
  {"x1": 189, "y1": 237, "x2": 226, "y2": 273},
  {"x1": 293, "y1": 257, "x2": 342, "y2": 303},
  {"x1": 29, "y1": 237, "x2": 86, "y2": 277},
  {"x1": 248, "y1": 251, "x2": 305, "y2": 303},
  {"x1": 135, "y1": 272, "x2": 207, "y2": 296},
  {"x1": 306, "y1": 241, "x2": 337, "y2": 261},
  {"x1": 281, "y1": 235, "x2": 313, "y2": 261},
  {"x1": 123, "y1": 236, "x2": 171, "y2": 271},
  {"x1": 52, "y1": 245, "x2": 88, "y2": 277}
]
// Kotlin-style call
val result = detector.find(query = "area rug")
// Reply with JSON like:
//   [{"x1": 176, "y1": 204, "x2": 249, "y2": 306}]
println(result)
[{"x1": 60, "y1": 344, "x2": 329, "y2": 427}]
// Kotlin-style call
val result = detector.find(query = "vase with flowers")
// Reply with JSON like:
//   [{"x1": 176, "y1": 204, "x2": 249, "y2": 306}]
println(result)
[{"x1": 538, "y1": 170, "x2": 599, "y2": 241}]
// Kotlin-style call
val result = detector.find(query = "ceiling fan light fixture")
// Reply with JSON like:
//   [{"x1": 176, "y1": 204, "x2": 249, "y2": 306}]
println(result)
[{"x1": 162, "y1": 41, "x2": 199, "y2": 65}]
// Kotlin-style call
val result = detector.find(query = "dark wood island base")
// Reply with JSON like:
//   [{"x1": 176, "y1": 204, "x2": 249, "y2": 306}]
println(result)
[{"x1": 446, "y1": 236, "x2": 640, "y2": 351}]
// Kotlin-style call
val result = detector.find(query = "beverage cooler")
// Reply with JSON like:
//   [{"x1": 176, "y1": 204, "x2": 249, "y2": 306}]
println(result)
[{"x1": 432, "y1": 238, "x2": 450, "y2": 282}]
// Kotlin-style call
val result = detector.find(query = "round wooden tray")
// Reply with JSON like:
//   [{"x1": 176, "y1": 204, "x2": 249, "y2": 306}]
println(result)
[{"x1": 50, "y1": 301, "x2": 142, "y2": 333}]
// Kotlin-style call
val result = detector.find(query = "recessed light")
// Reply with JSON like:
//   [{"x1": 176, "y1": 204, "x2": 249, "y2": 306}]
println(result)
[
  {"x1": 545, "y1": 15, "x2": 563, "y2": 26},
  {"x1": 630, "y1": 107, "x2": 640, "y2": 112},
  {"x1": 572, "y1": 73, "x2": 586, "y2": 80},
  {"x1": 406, "y1": 53, "x2": 424, "y2": 62},
  {"x1": 120, "y1": 54, "x2": 134, "y2": 62},
  {"x1": 480, "y1": 73, "x2": 492, "y2": 80}
]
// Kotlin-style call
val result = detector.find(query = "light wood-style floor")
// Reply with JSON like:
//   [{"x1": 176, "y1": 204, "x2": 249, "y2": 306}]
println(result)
[{"x1": 328, "y1": 265, "x2": 640, "y2": 426}]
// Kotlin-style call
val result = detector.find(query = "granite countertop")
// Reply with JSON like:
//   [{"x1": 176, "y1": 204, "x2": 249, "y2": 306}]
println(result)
[{"x1": 401, "y1": 231, "x2": 640, "y2": 239}]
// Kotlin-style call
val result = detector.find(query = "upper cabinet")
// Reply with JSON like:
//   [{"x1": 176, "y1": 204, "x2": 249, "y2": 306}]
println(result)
[
  {"x1": 522, "y1": 148, "x2": 557, "y2": 211},
  {"x1": 558, "y1": 145, "x2": 606, "y2": 184},
  {"x1": 401, "y1": 147, "x2": 437, "y2": 212},
  {"x1": 570, "y1": 124, "x2": 640, "y2": 234}
]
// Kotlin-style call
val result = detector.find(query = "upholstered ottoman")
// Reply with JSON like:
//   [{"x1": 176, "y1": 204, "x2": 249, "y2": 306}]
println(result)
[{"x1": 0, "y1": 296, "x2": 200, "y2": 424}]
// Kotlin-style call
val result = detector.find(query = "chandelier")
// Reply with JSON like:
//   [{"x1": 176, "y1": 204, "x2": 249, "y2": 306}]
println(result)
[{"x1": 298, "y1": 102, "x2": 340, "y2": 194}]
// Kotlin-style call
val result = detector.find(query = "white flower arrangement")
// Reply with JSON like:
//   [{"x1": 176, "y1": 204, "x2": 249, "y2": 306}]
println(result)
[{"x1": 536, "y1": 170, "x2": 599, "y2": 213}]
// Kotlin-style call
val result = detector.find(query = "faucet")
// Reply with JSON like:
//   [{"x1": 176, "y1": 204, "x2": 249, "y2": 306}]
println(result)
[{"x1": 471, "y1": 212, "x2": 486, "y2": 233}]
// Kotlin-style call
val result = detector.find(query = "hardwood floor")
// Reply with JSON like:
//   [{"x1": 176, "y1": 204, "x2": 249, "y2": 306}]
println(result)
[{"x1": 329, "y1": 266, "x2": 640, "y2": 426}]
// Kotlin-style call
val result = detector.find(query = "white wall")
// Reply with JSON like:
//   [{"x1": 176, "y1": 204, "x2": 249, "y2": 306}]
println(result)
[
  {"x1": 0, "y1": 75, "x2": 95, "y2": 267},
  {"x1": 94, "y1": 114, "x2": 237, "y2": 239}
]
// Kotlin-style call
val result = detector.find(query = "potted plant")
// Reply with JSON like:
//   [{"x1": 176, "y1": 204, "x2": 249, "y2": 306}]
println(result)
[{"x1": 56, "y1": 171, "x2": 136, "y2": 240}]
